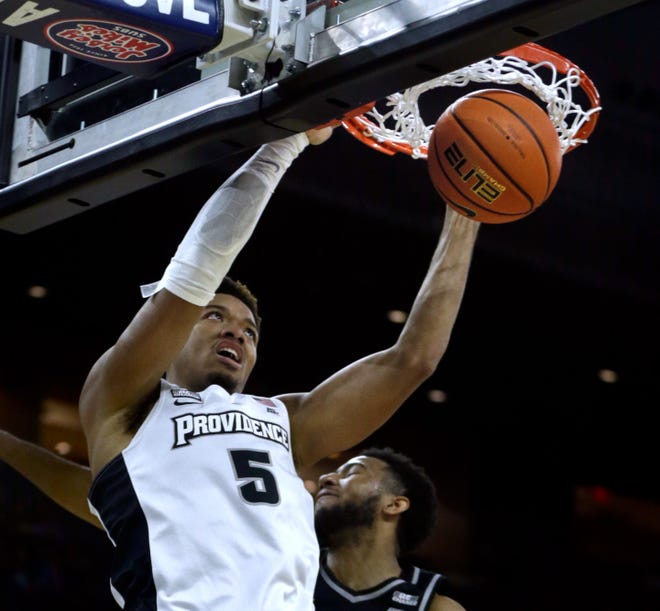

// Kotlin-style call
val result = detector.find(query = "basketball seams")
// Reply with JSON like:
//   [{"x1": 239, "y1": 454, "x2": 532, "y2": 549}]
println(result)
[
  {"x1": 449, "y1": 104, "x2": 536, "y2": 213},
  {"x1": 427, "y1": 88, "x2": 562, "y2": 223},
  {"x1": 429, "y1": 130, "x2": 526, "y2": 220},
  {"x1": 467, "y1": 92, "x2": 557, "y2": 200}
]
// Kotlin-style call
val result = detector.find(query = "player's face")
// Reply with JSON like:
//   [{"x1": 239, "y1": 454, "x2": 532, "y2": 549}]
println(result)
[
  {"x1": 315, "y1": 456, "x2": 389, "y2": 512},
  {"x1": 170, "y1": 293, "x2": 258, "y2": 393},
  {"x1": 314, "y1": 456, "x2": 389, "y2": 540}
]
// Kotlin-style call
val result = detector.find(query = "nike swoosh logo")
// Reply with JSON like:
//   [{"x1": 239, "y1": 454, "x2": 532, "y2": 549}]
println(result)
[{"x1": 173, "y1": 399, "x2": 203, "y2": 406}]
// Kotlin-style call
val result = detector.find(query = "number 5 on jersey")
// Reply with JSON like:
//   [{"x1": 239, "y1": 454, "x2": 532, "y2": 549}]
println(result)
[{"x1": 229, "y1": 449, "x2": 280, "y2": 505}]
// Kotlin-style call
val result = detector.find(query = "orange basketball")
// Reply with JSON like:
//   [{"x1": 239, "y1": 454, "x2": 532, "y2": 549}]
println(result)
[{"x1": 427, "y1": 89, "x2": 562, "y2": 223}]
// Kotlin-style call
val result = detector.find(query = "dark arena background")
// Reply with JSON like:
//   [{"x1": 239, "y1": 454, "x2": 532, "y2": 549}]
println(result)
[{"x1": 0, "y1": 1, "x2": 658, "y2": 610}]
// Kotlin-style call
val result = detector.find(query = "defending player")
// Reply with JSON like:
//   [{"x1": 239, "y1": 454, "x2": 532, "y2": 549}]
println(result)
[{"x1": 313, "y1": 447, "x2": 465, "y2": 611}]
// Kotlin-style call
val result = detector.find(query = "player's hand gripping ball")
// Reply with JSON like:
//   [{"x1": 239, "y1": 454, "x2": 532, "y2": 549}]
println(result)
[{"x1": 427, "y1": 89, "x2": 562, "y2": 223}]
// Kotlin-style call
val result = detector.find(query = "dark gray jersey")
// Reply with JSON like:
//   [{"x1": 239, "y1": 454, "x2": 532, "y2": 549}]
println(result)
[{"x1": 314, "y1": 551, "x2": 446, "y2": 610}]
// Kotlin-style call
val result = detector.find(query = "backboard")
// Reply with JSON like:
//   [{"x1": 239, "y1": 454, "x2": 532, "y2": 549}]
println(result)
[{"x1": 0, "y1": 0, "x2": 647, "y2": 233}]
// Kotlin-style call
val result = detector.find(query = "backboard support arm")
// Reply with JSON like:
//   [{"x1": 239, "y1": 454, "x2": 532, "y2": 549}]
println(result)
[{"x1": 0, "y1": 0, "x2": 647, "y2": 234}]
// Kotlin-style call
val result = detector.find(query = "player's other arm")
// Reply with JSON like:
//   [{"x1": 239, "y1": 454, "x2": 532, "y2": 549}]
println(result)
[
  {"x1": 281, "y1": 208, "x2": 480, "y2": 468},
  {"x1": 0, "y1": 429, "x2": 100, "y2": 527}
]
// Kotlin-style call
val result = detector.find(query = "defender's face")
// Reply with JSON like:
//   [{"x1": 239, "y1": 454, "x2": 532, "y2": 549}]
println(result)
[
  {"x1": 171, "y1": 293, "x2": 258, "y2": 393},
  {"x1": 315, "y1": 455, "x2": 388, "y2": 512}
]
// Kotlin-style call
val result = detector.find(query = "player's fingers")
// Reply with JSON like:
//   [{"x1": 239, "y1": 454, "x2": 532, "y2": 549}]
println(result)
[{"x1": 305, "y1": 125, "x2": 335, "y2": 145}]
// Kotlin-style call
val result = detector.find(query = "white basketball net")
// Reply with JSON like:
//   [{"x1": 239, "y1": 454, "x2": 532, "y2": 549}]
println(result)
[{"x1": 348, "y1": 47, "x2": 602, "y2": 159}]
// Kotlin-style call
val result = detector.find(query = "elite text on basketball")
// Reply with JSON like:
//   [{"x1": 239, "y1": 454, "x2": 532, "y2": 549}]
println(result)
[{"x1": 443, "y1": 142, "x2": 506, "y2": 204}]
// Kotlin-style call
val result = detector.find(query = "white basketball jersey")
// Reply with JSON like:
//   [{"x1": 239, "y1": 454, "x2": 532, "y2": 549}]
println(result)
[{"x1": 88, "y1": 379, "x2": 319, "y2": 611}]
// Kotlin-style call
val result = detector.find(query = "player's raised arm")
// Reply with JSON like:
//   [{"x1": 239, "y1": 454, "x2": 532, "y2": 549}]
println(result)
[
  {"x1": 79, "y1": 128, "x2": 333, "y2": 476},
  {"x1": 281, "y1": 208, "x2": 480, "y2": 468},
  {"x1": 0, "y1": 429, "x2": 99, "y2": 527}
]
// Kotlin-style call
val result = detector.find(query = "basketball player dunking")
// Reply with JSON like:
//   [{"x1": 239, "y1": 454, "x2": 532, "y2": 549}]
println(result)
[{"x1": 11, "y1": 125, "x2": 481, "y2": 610}]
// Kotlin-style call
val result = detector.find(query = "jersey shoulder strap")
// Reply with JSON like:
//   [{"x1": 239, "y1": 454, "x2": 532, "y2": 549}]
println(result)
[{"x1": 401, "y1": 563, "x2": 446, "y2": 610}]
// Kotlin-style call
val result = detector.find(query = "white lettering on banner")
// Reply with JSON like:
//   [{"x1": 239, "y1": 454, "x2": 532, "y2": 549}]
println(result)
[
  {"x1": 2, "y1": 1, "x2": 59, "y2": 27},
  {"x1": 123, "y1": 0, "x2": 210, "y2": 24},
  {"x1": 1, "y1": 1, "x2": 211, "y2": 27},
  {"x1": 182, "y1": 0, "x2": 208, "y2": 24}
]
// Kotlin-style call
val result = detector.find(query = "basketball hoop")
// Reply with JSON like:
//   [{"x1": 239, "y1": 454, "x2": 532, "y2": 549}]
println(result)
[{"x1": 338, "y1": 42, "x2": 601, "y2": 159}]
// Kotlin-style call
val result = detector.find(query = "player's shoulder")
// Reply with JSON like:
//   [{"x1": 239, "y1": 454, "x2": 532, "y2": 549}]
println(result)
[
  {"x1": 429, "y1": 593, "x2": 467, "y2": 611},
  {"x1": 271, "y1": 392, "x2": 304, "y2": 415},
  {"x1": 401, "y1": 562, "x2": 445, "y2": 588},
  {"x1": 401, "y1": 564, "x2": 466, "y2": 611},
  {"x1": 243, "y1": 393, "x2": 286, "y2": 410}
]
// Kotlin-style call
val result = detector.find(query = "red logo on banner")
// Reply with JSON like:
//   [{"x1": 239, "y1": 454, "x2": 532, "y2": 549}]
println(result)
[{"x1": 45, "y1": 19, "x2": 173, "y2": 63}]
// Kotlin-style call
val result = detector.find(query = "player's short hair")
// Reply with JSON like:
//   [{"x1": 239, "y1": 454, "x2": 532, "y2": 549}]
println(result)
[
  {"x1": 361, "y1": 447, "x2": 439, "y2": 555},
  {"x1": 216, "y1": 277, "x2": 262, "y2": 332}
]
